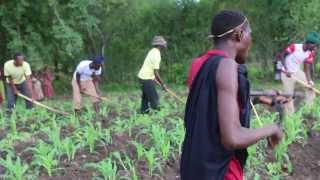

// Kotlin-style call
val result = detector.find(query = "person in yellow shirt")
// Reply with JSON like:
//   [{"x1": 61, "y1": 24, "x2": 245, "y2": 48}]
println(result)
[
  {"x1": 4, "y1": 53, "x2": 33, "y2": 113},
  {"x1": 138, "y1": 36, "x2": 168, "y2": 113}
]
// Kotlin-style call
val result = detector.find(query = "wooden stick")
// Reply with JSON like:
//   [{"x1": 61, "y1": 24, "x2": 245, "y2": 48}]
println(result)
[
  {"x1": 250, "y1": 99, "x2": 263, "y2": 127},
  {"x1": 165, "y1": 88, "x2": 184, "y2": 103},
  {"x1": 290, "y1": 75, "x2": 320, "y2": 95},
  {"x1": 17, "y1": 93, "x2": 71, "y2": 116},
  {"x1": 154, "y1": 80, "x2": 184, "y2": 103},
  {"x1": 82, "y1": 92, "x2": 108, "y2": 102}
]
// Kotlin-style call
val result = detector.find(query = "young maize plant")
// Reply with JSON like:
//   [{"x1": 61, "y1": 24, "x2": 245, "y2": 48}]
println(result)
[
  {"x1": 102, "y1": 128, "x2": 113, "y2": 145},
  {"x1": 28, "y1": 141, "x2": 58, "y2": 176},
  {"x1": 111, "y1": 152, "x2": 138, "y2": 180},
  {"x1": 85, "y1": 157, "x2": 118, "y2": 180},
  {"x1": 168, "y1": 118, "x2": 185, "y2": 156},
  {"x1": 9, "y1": 111, "x2": 18, "y2": 136},
  {"x1": 123, "y1": 156, "x2": 139, "y2": 180},
  {"x1": 111, "y1": 152, "x2": 128, "y2": 172},
  {"x1": 75, "y1": 122, "x2": 103, "y2": 153},
  {"x1": 59, "y1": 137, "x2": 80, "y2": 162},
  {"x1": 131, "y1": 141, "x2": 145, "y2": 161},
  {"x1": 144, "y1": 147, "x2": 158, "y2": 177},
  {"x1": 151, "y1": 125, "x2": 171, "y2": 160},
  {"x1": 43, "y1": 120, "x2": 61, "y2": 151},
  {"x1": 0, "y1": 154, "x2": 29, "y2": 180}
]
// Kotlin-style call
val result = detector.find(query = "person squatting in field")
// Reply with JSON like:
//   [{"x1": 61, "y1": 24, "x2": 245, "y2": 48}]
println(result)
[
  {"x1": 275, "y1": 32, "x2": 320, "y2": 113},
  {"x1": 137, "y1": 35, "x2": 168, "y2": 114},
  {"x1": 4, "y1": 53, "x2": 33, "y2": 114},
  {"x1": 180, "y1": 10, "x2": 283, "y2": 180},
  {"x1": 72, "y1": 55, "x2": 104, "y2": 114}
]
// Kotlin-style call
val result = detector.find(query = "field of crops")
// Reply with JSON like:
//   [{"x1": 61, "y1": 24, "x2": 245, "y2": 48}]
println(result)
[{"x1": 0, "y1": 88, "x2": 320, "y2": 179}]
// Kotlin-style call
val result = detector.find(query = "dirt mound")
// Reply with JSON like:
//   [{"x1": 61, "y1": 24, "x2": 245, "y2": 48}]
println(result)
[{"x1": 285, "y1": 133, "x2": 320, "y2": 180}]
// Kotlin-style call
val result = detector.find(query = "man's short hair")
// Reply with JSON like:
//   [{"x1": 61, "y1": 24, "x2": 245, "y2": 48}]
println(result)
[
  {"x1": 211, "y1": 10, "x2": 246, "y2": 41},
  {"x1": 14, "y1": 52, "x2": 24, "y2": 60}
]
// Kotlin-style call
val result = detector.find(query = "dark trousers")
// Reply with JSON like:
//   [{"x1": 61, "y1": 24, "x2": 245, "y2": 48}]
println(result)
[
  {"x1": 139, "y1": 79, "x2": 159, "y2": 113},
  {"x1": 6, "y1": 81, "x2": 33, "y2": 111}
]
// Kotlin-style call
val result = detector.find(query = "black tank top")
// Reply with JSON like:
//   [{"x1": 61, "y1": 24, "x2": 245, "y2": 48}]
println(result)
[{"x1": 180, "y1": 55, "x2": 251, "y2": 180}]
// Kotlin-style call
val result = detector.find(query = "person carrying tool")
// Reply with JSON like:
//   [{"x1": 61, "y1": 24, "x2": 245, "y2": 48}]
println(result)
[
  {"x1": 137, "y1": 35, "x2": 168, "y2": 114},
  {"x1": 4, "y1": 53, "x2": 33, "y2": 113},
  {"x1": 72, "y1": 55, "x2": 104, "y2": 114},
  {"x1": 180, "y1": 10, "x2": 283, "y2": 180},
  {"x1": 276, "y1": 32, "x2": 320, "y2": 113}
]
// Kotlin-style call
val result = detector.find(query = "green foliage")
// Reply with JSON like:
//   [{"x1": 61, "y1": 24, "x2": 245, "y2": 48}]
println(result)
[
  {"x1": 75, "y1": 122, "x2": 104, "y2": 153},
  {"x1": 59, "y1": 137, "x2": 80, "y2": 162},
  {"x1": 28, "y1": 141, "x2": 58, "y2": 176},
  {"x1": 2, "y1": 0, "x2": 319, "y2": 84},
  {"x1": 85, "y1": 157, "x2": 118, "y2": 180},
  {"x1": 0, "y1": 154, "x2": 29, "y2": 180},
  {"x1": 0, "y1": 86, "x2": 319, "y2": 179}
]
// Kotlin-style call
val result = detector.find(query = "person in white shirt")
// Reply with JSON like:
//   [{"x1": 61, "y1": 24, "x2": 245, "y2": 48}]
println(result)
[
  {"x1": 72, "y1": 56, "x2": 104, "y2": 114},
  {"x1": 277, "y1": 32, "x2": 320, "y2": 113}
]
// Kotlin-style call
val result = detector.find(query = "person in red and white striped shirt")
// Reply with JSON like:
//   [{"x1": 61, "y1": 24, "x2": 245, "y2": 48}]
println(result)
[{"x1": 277, "y1": 32, "x2": 320, "y2": 113}]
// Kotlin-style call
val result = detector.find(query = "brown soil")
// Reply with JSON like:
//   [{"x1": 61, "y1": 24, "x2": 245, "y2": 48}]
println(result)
[
  {"x1": 284, "y1": 132, "x2": 320, "y2": 180},
  {"x1": 13, "y1": 138, "x2": 36, "y2": 163},
  {"x1": 0, "y1": 129, "x2": 7, "y2": 140}
]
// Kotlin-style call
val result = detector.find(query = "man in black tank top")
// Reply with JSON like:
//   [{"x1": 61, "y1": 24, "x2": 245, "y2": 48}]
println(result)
[{"x1": 180, "y1": 10, "x2": 283, "y2": 180}]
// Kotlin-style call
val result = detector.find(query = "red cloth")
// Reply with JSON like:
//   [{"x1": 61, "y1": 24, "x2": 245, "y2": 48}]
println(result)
[
  {"x1": 224, "y1": 157, "x2": 244, "y2": 180},
  {"x1": 187, "y1": 49, "x2": 227, "y2": 89},
  {"x1": 42, "y1": 71, "x2": 55, "y2": 98}
]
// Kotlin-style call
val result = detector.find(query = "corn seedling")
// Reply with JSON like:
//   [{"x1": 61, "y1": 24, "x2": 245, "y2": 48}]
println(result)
[
  {"x1": 131, "y1": 141, "x2": 145, "y2": 161},
  {"x1": 43, "y1": 121, "x2": 61, "y2": 150},
  {"x1": 144, "y1": 147, "x2": 159, "y2": 177},
  {"x1": 111, "y1": 152, "x2": 138, "y2": 180},
  {"x1": 102, "y1": 128, "x2": 113, "y2": 145},
  {"x1": 75, "y1": 122, "x2": 103, "y2": 153},
  {"x1": 151, "y1": 125, "x2": 171, "y2": 160},
  {"x1": 123, "y1": 155, "x2": 139, "y2": 180},
  {"x1": 28, "y1": 141, "x2": 57, "y2": 176},
  {"x1": 85, "y1": 157, "x2": 118, "y2": 180},
  {"x1": 111, "y1": 152, "x2": 128, "y2": 172},
  {"x1": 0, "y1": 154, "x2": 28, "y2": 180},
  {"x1": 60, "y1": 137, "x2": 80, "y2": 162},
  {"x1": 9, "y1": 112, "x2": 18, "y2": 136}
]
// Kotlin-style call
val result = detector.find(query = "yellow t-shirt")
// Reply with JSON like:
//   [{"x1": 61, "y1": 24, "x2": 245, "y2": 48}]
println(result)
[
  {"x1": 138, "y1": 48, "x2": 161, "y2": 80},
  {"x1": 4, "y1": 60, "x2": 32, "y2": 84}
]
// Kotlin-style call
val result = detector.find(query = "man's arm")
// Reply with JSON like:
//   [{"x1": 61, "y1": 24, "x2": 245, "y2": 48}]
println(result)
[
  {"x1": 6, "y1": 76, "x2": 18, "y2": 94},
  {"x1": 304, "y1": 63, "x2": 313, "y2": 84},
  {"x1": 4, "y1": 65, "x2": 18, "y2": 94},
  {"x1": 278, "y1": 51, "x2": 290, "y2": 73},
  {"x1": 278, "y1": 44, "x2": 296, "y2": 75},
  {"x1": 92, "y1": 73, "x2": 101, "y2": 94},
  {"x1": 154, "y1": 69, "x2": 167, "y2": 90},
  {"x1": 216, "y1": 59, "x2": 282, "y2": 150}
]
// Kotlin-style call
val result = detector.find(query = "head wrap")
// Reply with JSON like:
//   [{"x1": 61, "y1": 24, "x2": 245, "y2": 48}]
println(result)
[
  {"x1": 93, "y1": 55, "x2": 104, "y2": 64},
  {"x1": 306, "y1": 32, "x2": 320, "y2": 45}
]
